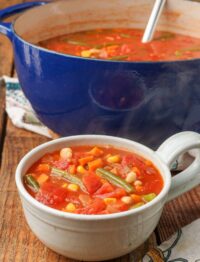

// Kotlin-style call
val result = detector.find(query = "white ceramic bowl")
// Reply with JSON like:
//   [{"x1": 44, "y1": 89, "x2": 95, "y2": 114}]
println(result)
[{"x1": 15, "y1": 132, "x2": 200, "y2": 261}]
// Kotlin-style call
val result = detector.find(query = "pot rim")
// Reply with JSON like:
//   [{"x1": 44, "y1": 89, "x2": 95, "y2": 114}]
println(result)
[
  {"x1": 15, "y1": 134, "x2": 171, "y2": 221},
  {"x1": 11, "y1": 1, "x2": 200, "y2": 65}
]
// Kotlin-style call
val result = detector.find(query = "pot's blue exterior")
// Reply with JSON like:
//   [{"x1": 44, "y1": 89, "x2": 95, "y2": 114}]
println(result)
[{"x1": 1, "y1": 2, "x2": 200, "y2": 148}]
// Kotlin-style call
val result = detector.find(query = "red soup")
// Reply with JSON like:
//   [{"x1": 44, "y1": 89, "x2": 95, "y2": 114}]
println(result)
[
  {"x1": 24, "y1": 145, "x2": 163, "y2": 215},
  {"x1": 39, "y1": 28, "x2": 200, "y2": 61}
]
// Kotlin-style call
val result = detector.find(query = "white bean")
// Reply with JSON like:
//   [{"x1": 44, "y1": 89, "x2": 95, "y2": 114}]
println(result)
[
  {"x1": 125, "y1": 171, "x2": 137, "y2": 183},
  {"x1": 121, "y1": 196, "x2": 133, "y2": 205},
  {"x1": 60, "y1": 147, "x2": 72, "y2": 160},
  {"x1": 134, "y1": 180, "x2": 142, "y2": 186}
]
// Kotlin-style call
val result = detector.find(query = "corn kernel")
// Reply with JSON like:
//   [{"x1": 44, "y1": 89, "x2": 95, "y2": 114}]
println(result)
[
  {"x1": 65, "y1": 203, "x2": 76, "y2": 212},
  {"x1": 68, "y1": 183, "x2": 79, "y2": 192},
  {"x1": 81, "y1": 50, "x2": 92, "y2": 58},
  {"x1": 104, "y1": 198, "x2": 117, "y2": 204},
  {"x1": 121, "y1": 196, "x2": 133, "y2": 205},
  {"x1": 62, "y1": 183, "x2": 68, "y2": 188},
  {"x1": 60, "y1": 147, "x2": 72, "y2": 160},
  {"x1": 134, "y1": 180, "x2": 142, "y2": 186},
  {"x1": 107, "y1": 155, "x2": 121, "y2": 163},
  {"x1": 77, "y1": 165, "x2": 87, "y2": 174},
  {"x1": 125, "y1": 171, "x2": 137, "y2": 183}
]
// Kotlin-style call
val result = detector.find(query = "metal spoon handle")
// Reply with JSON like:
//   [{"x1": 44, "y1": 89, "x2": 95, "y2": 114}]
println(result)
[{"x1": 142, "y1": 0, "x2": 166, "y2": 43}]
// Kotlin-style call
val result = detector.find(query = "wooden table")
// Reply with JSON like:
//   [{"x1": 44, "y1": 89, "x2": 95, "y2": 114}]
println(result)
[{"x1": 0, "y1": 1, "x2": 200, "y2": 261}]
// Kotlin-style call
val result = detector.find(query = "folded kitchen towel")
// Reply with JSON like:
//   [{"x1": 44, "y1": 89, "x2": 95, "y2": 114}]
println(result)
[
  {"x1": 142, "y1": 219, "x2": 200, "y2": 261},
  {"x1": 0, "y1": 76, "x2": 52, "y2": 138}
]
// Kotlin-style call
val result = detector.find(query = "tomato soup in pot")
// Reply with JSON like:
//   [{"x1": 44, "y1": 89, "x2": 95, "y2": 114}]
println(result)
[{"x1": 39, "y1": 28, "x2": 200, "y2": 62}]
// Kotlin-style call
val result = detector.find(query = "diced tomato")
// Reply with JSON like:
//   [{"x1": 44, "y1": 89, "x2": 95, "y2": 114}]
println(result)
[
  {"x1": 65, "y1": 191, "x2": 81, "y2": 205},
  {"x1": 94, "y1": 182, "x2": 114, "y2": 195},
  {"x1": 96, "y1": 187, "x2": 126, "y2": 199},
  {"x1": 122, "y1": 155, "x2": 146, "y2": 170},
  {"x1": 79, "y1": 194, "x2": 92, "y2": 207},
  {"x1": 41, "y1": 153, "x2": 59, "y2": 163},
  {"x1": 106, "y1": 200, "x2": 128, "y2": 213},
  {"x1": 76, "y1": 198, "x2": 106, "y2": 214},
  {"x1": 121, "y1": 155, "x2": 133, "y2": 166},
  {"x1": 36, "y1": 182, "x2": 68, "y2": 207},
  {"x1": 142, "y1": 180, "x2": 164, "y2": 195},
  {"x1": 82, "y1": 174, "x2": 102, "y2": 194},
  {"x1": 53, "y1": 159, "x2": 70, "y2": 170}
]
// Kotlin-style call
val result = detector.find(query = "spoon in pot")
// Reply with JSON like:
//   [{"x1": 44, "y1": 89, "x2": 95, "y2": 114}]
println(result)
[{"x1": 142, "y1": 0, "x2": 166, "y2": 43}]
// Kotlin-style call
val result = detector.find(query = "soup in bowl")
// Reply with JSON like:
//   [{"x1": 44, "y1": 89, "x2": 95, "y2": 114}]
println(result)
[
  {"x1": 24, "y1": 144, "x2": 164, "y2": 215},
  {"x1": 15, "y1": 132, "x2": 200, "y2": 260}
]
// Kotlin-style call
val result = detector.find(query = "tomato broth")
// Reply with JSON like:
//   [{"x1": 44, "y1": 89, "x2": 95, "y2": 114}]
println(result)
[
  {"x1": 24, "y1": 145, "x2": 163, "y2": 215},
  {"x1": 39, "y1": 28, "x2": 200, "y2": 61}
]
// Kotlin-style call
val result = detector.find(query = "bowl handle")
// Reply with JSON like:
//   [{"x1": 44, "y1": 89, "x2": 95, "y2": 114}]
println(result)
[
  {"x1": 0, "y1": 1, "x2": 49, "y2": 40},
  {"x1": 156, "y1": 131, "x2": 200, "y2": 202}
]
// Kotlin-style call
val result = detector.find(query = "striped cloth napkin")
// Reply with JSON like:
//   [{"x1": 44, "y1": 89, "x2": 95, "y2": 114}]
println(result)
[{"x1": 0, "y1": 76, "x2": 52, "y2": 138}]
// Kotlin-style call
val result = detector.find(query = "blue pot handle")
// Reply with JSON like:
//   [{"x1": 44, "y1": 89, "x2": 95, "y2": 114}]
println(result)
[{"x1": 0, "y1": 1, "x2": 49, "y2": 40}]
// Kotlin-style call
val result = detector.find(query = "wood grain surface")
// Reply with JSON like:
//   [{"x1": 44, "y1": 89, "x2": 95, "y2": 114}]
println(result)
[{"x1": 0, "y1": 0, "x2": 199, "y2": 261}]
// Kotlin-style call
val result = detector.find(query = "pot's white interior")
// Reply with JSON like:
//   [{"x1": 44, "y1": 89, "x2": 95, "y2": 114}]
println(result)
[{"x1": 14, "y1": 0, "x2": 200, "y2": 44}]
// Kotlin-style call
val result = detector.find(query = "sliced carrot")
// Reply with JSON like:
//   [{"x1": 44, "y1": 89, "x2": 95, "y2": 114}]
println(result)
[
  {"x1": 68, "y1": 164, "x2": 76, "y2": 174},
  {"x1": 35, "y1": 164, "x2": 50, "y2": 173},
  {"x1": 131, "y1": 194, "x2": 142, "y2": 203},
  {"x1": 87, "y1": 147, "x2": 104, "y2": 157},
  {"x1": 79, "y1": 156, "x2": 94, "y2": 166},
  {"x1": 132, "y1": 166, "x2": 140, "y2": 174},
  {"x1": 110, "y1": 167, "x2": 118, "y2": 175},
  {"x1": 88, "y1": 158, "x2": 103, "y2": 171}
]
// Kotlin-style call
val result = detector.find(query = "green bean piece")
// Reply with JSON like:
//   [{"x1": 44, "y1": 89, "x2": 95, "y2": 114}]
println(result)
[
  {"x1": 25, "y1": 174, "x2": 40, "y2": 192},
  {"x1": 175, "y1": 50, "x2": 182, "y2": 57},
  {"x1": 94, "y1": 42, "x2": 121, "y2": 49},
  {"x1": 143, "y1": 193, "x2": 157, "y2": 202},
  {"x1": 131, "y1": 202, "x2": 144, "y2": 209},
  {"x1": 109, "y1": 55, "x2": 129, "y2": 61},
  {"x1": 51, "y1": 167, "x2": 86, "y2": 192},
  {"x1": 182, "y1": 47, "x2": 200, "y2": 52},
  {"x1": 96, "y1": 168, "x2": 134, "y2": 193},
  {"x1": 154, "y1": 32, "x2": 175, "y2": 41},
  {"x1": 120, "y1": 33, "x2": 131, "y2": 38},
  {"x1": 65, "y1": 40, "x2": 89, "y2": 46}
]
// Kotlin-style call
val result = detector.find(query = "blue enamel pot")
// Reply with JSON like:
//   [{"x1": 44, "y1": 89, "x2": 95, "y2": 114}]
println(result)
[{"x1": 0, "y1": 0, "x2": 200, "y2": 148}]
